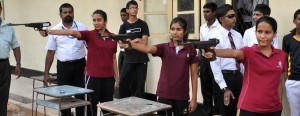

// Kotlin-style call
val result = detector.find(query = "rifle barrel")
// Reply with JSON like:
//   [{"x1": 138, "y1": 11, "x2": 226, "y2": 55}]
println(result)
[{"x1": 8, "y1": 23, "x2": 27, "y2": 26}]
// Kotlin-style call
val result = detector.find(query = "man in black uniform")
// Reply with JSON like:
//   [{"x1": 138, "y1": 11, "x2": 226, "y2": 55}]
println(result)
[{"x1": 119, "y1": 0, "x2": 150, "y2": 98}]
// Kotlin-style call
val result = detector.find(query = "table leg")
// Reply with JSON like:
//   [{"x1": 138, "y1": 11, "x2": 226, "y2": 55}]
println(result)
[
  {"x1": 43, "y1": 91, "x2": 46, "y2": 116},
  {"x1": 58, "y1": 98, "x2": 62, "y2": 116}
]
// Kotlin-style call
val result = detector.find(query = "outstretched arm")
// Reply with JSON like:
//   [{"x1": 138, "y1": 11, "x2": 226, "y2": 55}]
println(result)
[
  {"x1": 121, "y1": 40, "x2": 157, "y2": 54},
  {"x1": 215, "y1": 49, "x2": 244, "y2": 61},
  {"x1": 40, "y1": 30, "x2": 82, "y2": 39}
]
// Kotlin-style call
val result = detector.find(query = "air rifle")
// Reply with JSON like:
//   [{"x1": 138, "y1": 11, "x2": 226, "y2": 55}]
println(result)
[
  {"x1": 8, "y1": 22, "x2": 51, "y2": 36},
  {"x1": 178, "y1": 38, "x2": 219, "y2": 61},
  {"x1": 98, "y1": 32, "x2": 136, "y2": 50}
]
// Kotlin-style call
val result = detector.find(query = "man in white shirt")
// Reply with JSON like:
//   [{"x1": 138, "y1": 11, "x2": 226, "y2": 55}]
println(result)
[
  {"x1": 44, "y1": 3, "x2": 88, "y2": 116},
  {"x1": 199, "y1": 2, "x2": 220, "y2": 116},
  {"x1": 210, "y1": 4, "x2": 243, "y2": 116},
  {"x1": 243, "y1": 4, "x2": 279, "y2": 48}
]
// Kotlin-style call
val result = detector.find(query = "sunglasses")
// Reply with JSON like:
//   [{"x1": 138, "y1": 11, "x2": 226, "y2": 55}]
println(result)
[{"x1": 224, "y1": 14, "x2": 236, "y2": 18}]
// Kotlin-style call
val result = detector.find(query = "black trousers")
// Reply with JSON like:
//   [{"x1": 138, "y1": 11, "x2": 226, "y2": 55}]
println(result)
[
  {"x1": 240, "y1": 109, "x2": 282, "y2": 116},
  {"x1": 157, "y1": 97, "x2": 189, "y2": 116},
  {"x1": 85, "y1": 76, "x2": 115, "y2": 116},
  {"x1": 119, "y1": 62, "x2": 147, "y2": 98},
  {"x1": 0, "y1": 59, "x2": 10, "y2": 116},
  {"x1": 118, "y1": 52, "x2": 125, "y2": 74},
  {"x1": 57, "y1": 58, "x2": 86, "y2": 116},
  {"x1": 214, "y1": 71, "x2": 243, "y2": 116},
  {"x1": 199, "y1": 57, "x2": 216, "y2": 116},
  {"x1": 115, "y1": 52, "x2": 125, "y2": 98}
]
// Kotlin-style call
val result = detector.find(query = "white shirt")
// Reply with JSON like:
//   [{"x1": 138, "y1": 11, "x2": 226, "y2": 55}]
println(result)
[
  {"x1": 200, "y1": 20, "x2": 221, "y2": 41},
  {"x1": 210, "y1": 27, "x2": 244, "y2": 89},
  {"x1": 243, "y1": 26, "x2": 279, "y2": 48},
  {"x1": 46, "y1": 21, "x2": 88, "y2": 61}
]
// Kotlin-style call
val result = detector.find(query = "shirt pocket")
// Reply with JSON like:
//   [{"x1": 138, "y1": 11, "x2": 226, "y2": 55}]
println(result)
[{"x1": 74, "y1": 40, "x2": 85, "y2": 48}]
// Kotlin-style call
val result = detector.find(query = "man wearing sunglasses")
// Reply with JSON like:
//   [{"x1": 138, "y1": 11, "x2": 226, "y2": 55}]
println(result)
[
  {"x1": 243, "y1": 4, "x2": 279, "y2": 48},
  {"x1": 209, "y1": 4, "x2": 243, "y2": 116},
  {"x1": 199, "y1": 2, "x2": 221, "y2": 116},
  {"x1": 44, "y1": 3, "x2": 88, "y2": 116}
]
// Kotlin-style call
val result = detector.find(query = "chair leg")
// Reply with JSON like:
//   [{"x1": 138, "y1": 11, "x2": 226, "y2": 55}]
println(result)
[
  {"x1": 35, "y1": 93, "x2": 39, "y2": 116},
  {"x1": 89, "y1": 94, "x2": 94, "y2": 116},
  {"x1": 32, "y1": 80, "x2": 35, "y2": 116}
]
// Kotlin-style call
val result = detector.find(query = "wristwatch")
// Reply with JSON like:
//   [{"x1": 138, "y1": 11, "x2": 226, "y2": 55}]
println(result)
[{"x1": 222, "y1": 87, "x2": 228, "y2": 93}]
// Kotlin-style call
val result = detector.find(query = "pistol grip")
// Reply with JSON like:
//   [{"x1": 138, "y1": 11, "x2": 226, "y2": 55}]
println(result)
[
  {"x1": 44, "y1": 30, "x2": 48, "y2": 36},
  {"x1": 124, "y1": 41, "x2": 132, "y2": 50},
  {"x1": 204, "y1": 48, "x2": 216, "y2": 61}
]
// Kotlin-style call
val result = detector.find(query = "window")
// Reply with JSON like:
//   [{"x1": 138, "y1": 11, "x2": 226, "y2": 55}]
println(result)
[
  {"x1": 173, "y1": 0, "x2": 200, "y2": 40},
  {"x1": 140, "y1": 0, "x2": 172, "y2": 39}
]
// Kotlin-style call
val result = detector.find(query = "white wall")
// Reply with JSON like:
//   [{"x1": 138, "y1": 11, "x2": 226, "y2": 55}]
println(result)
[
  {"x1": 270, "y1": 0, "x2": 299, "y2": 48},
  {"x1": 3, "y1": 1, "x2": 298, "y2": 113},
  {"x1": 5, "y1": 0, "x2": 128, "y2": 72},
  {"x1": 269, "y1": 1, "x2": 299, "y2": 115}
]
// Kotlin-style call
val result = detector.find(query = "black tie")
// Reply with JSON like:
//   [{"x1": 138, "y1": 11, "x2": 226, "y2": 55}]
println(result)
[{"x1": 228, "y1": 32, "x2": 240, "y2": 70}]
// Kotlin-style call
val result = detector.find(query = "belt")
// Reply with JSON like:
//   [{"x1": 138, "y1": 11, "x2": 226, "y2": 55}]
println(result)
[
  {"x1": 221, "y1": 70, "x2": 240, "y2": 75},
  {"x1": 287, "y1": 78, "x2": 300, "y2": 81},
  {"x1": 0, "y1": 58, "x2": 8, "y2": 62},
  {"x1": 58, "y1": 58, "x2": 85, "y2": 63}
]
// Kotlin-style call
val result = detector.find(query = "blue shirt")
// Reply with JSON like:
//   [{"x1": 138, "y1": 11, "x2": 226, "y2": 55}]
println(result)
[{"x1": 0, "y1": 18, "x2": 20, "y2": 59}]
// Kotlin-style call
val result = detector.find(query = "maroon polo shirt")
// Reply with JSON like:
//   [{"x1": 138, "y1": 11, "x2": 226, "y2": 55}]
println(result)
[
  {"x1": 79, "y1": 29, "x2": 117, "y2": 78},
  {"x1": 153, "y1": 42, "x2": 199, "y2": 100},
  {"x1": 238, "y1": 45, "x2": 286, "y2": 113}
]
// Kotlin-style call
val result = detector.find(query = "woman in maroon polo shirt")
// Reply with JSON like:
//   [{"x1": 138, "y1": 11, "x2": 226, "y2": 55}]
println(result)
[
  {"x1": 207, "y1": 16, "x2": 286, "y2": 116},
  {"x1": 41, "y1": 9, "x2": 118, "y2": 116},
  {"x1": 121, "y1": 17, "x2": 198, "y2": 116}
]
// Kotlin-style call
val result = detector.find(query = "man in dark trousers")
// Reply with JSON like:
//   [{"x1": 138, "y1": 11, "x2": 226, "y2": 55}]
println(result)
[
  {"x1": 0, "y1": 2, "x2": 21, "y2": 116},
  {"x1": 210, "y1": 4, "x2": 243, "y2": 116},
  {"x1": 44, "y1": 3, "x2": 88, "y2": 116},
  {"x1": 118, "y1": 7, "x2": 129, "y2": 84},
  {"x1": 199, "y1": 2, "x2": 220, "y2": 115},
  {"x1": 115, "y1": 7, "x2": 129, "y2": 98},
  {"x1": 119, "y1": 0, "x2": 150, "y2": 98}
]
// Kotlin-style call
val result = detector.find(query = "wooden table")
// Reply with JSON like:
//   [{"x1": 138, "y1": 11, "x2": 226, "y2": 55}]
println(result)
[
  {"x1": 98, "y1": 97, "x2": 171, "y2": 116},
  {"x1": 33, "y1": 85, "x2": 94, "y2": 116}
]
